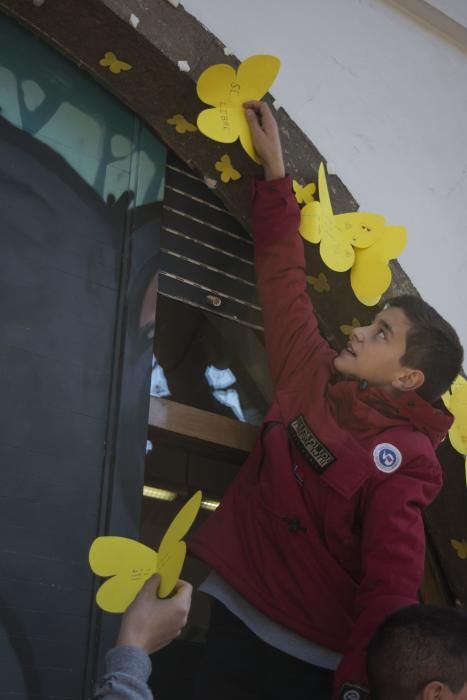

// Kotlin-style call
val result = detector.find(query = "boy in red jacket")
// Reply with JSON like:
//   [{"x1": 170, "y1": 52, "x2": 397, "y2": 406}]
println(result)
[{"x1": 190, "y1": 102, "x2": 464, "y2": 700}]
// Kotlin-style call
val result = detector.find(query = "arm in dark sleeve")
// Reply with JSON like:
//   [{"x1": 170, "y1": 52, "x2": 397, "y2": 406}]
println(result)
[
  {"x1": 93, "y1": 646, "x2": 153, "y2": 700},
  {"x1": 333, "y1": 462, "x2": 442, "y2": 698},
  {"x1": 252, "y1": 176, "x2": 336, "y2": 391}
]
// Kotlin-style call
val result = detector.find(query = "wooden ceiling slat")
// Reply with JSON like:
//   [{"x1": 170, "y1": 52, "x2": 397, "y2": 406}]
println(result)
[{"x1": 148, "y1": 397, "x2": 258, "y2": 454}]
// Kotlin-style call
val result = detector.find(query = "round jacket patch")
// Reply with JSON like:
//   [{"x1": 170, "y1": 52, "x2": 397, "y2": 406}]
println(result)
[
  {"x1": 343, "y1": 691, "x2": 363, "y2": 700},
  {"x1": 373, "y1": 443, "x2": 402, "y2": 473},
  {"x1": 338, "y1": 684, "x2": 369, "y2": 700}
]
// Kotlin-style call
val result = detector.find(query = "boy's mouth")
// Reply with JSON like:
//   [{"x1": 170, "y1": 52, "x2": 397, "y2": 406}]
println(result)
[{"x1": 342, "y1": 343, "x2": 356, "y2": 358}]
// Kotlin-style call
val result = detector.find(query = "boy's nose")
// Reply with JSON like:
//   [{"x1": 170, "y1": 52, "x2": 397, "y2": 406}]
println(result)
[{"x1": 351, "y1": 325, "x2": 367, "y2": 343}]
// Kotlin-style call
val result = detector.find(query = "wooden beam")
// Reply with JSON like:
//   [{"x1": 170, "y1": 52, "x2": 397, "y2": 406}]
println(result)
[
  {"x1": 387, "y1": 0, "x2": 467, "y2": 51},
  {"x1": 148, "y1": 397, "x2": 258, "y2": 453}
]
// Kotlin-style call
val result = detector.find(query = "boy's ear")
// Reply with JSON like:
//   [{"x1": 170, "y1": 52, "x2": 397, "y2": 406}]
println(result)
[
  {"x1": 392, "y1": 367, "x2": 425, "y2": 393},
  {"x1": 420, "y1": 680, "x2": 451, "y2": 699}
]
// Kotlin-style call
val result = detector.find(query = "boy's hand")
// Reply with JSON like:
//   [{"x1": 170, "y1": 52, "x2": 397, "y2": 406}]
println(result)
[
  {"x1": 244, "y1": 100, "x2": 285, "y2": 181},
  {"x1": 116, "y1": 574, "x2": 193, "y2": 655}
]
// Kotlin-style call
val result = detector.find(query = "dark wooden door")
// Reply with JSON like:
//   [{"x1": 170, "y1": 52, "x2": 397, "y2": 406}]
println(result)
[{"x1": 0, "y1": 15, "x2": 166, "y2": 699}]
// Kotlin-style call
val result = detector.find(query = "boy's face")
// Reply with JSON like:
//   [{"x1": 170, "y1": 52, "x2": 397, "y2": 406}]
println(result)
[{"x1": 334, "y1": 306, "x2": 415, "y2": 390}]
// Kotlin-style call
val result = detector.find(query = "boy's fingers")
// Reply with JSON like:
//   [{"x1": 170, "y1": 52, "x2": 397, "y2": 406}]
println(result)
[
  {"x1": 172, "y1": 578, "x2": 190, "y2": 592},
  {"x1": 245, "y1": 107, "x2": 260, "y2": 124},
  {"x1": 175, "y1": 578, "x2": 192, "y2": 591},
  {"x1": 172, "y1": 580, "x2": 193, "y2": 604},
  {"x1": 245, "y1": 108, "x2": 264, "y2": 137},
  {"x1": 139, "y1": 573, "x2": 161, "y2": 598},
  {"x1": 258, "y1": 102, "x2": 272, "y2": 119},
  {"x1": 243, "y1": 99, "x2": 261, "y2": 109},
  {"x1": 245, "y1": 102, "x2": 277, "y2": 137},
  {"x1": 145, "y1": 573, "x2": 161, "y2": 588},
  {"x1": 257, "y1": 104, "x2": 275, "y2": 130},
  {"x1": 244, "y1": 101, "x2": 268, "y2": 121},
  {"x1": 243, "y1": 100, "x2": 269, "y2": 118}
]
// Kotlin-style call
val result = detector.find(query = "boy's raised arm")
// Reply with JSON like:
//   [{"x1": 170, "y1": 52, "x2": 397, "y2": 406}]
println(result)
[{"x1": 245, "y1": 102, "x2": 336, "y2": 390}]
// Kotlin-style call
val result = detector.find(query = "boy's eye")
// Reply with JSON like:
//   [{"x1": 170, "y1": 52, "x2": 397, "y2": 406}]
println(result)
[{"x1": 376, "y1": 328, "x2": 386, "y2": 339}]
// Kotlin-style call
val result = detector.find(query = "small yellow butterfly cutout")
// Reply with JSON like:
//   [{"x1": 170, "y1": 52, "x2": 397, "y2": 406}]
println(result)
[
  {"x1": 99, "y1": 52, "x2": 132, "y2": 74},
  {"x1": 307, "y1": 272, "x2": 330, "y2": 293},
  {"x1": 196, "y1": 55, "x2": 280, "y2": 162},
  {"x1": 451, "y1": 539, "x2": 467, "y2": 560},
  {"x1": 293, "y1": 180, "x2": 316, "y2": 205},
  {"x1": 340, "y1": 317, "x2": 360, "y2": 336},
  {"x1": 166, "y1": 114, "x2": 198, "y2": 134},
  {"x1": 215, "y1": 154, "x2": 241, "y2": 183},
  {"x1": 350, "y1": 225, "x2": 407, "y2": 306},
  {"x1": 89, "y1": 491, "x2": 202, "y2": 612},
  {"x1": 442, "y1": 376, "x2": 467, "y2": 481},
  {"x1": 299, "y1": 163, "x2": 384, "y2": 272}
]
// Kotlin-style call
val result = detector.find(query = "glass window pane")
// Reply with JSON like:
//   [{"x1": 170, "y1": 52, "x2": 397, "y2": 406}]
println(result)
[{"x1": 152, "y1": 295, "x2": 271, "y2": 425}]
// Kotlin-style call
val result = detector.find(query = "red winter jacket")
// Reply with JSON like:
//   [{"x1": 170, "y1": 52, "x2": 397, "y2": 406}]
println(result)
[{"x1": 190, "y1": 176, "x2": 451, "y2": 697}]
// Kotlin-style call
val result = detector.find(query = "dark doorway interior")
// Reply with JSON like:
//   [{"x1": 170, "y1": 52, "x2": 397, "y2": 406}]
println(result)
[{"x1": 141, "y1": 426, "x2": 252, "y2": 699}]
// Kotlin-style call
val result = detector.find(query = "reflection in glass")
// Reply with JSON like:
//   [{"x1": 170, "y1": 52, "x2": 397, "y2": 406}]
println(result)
[
  {"x1": 204, "y1": 365, "x2": 236, "y2": 390},
  {"x1": 0, "y1": 15, "x2": 166, "y2": 205},
  {"x1": 205, "y1": 365, "x2": 246, "y2": 422},
  {"x1": 150, "y1": 355, "x2": 171, "y2": 398},
  {"x1": 153, "y1": 296, "x2": 271, "y2": 425}
]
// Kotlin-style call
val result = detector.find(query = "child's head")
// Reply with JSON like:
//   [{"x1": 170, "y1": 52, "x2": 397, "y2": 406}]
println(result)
[
  {"x1": 334, "y1": 294, "x2": 463, "y2": 402},
  {"x1": 367, "y1": 604, "x2": 467, "y2": 700}
]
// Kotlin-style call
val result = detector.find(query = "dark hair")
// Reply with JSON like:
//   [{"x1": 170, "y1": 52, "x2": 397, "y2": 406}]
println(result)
[
  {"x1": 385, "y1": 295, "x2": 463, "y2": 402},
  {"x1": 367, "y1": 604, "x2": 467, "y2": 700}
]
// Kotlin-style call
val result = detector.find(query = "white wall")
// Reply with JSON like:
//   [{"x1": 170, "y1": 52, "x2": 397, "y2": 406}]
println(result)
[{"x1": 182, "y1": 0, "x2": 467, "y2": 354}]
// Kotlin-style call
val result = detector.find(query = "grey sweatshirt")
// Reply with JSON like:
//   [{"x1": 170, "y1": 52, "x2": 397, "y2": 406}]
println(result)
[{"x1": 93, "y1": 645, "x2": 153, "y2": 700}]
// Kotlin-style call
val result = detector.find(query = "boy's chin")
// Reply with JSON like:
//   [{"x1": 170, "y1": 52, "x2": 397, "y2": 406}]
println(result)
[
  {"x1": 334, "y1": 354, "x2": 352, "y2": 374},
  {"x1": 333, "y1": 355, "x2": 361, "y2": 381}
]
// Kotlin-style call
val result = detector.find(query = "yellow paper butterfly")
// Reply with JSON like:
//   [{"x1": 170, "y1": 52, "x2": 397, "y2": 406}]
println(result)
[
  {"x1": 89, "y1": 490, "x2": 202, "y2": 612},
  {"x1": 99, "y1": 52, "x2": 132, "y2": 75},
  {"x1": 340, "y1": 317, "x2": 360, "y2": 337},
  {"x1": 293, "y1": 180, "x2": 316, "y2": 205},
  {"x1": 442, "y1": 375, "x2": 467, "y2": 457},
  {"x1": 451, "y1": 539, "x2": 467, "y2": 560},
  {"x1": 215, "y1": 154, "x2": 241, "y2": 183},
  {"x1": 350, "y1": 225, "x2": 407, "y2": 306},
  {"x1": 306, "y1": 272, "x2": 330, "y2": 293},
  {"x1": 196, "y1": 55, "x2": 280, "y2": 162},
  {"x1": 299, "y1": 163, "x2": 385, "y2": 272},
  {"x1": 166, "y1": 114, "x2": 198, "y2": 134}
]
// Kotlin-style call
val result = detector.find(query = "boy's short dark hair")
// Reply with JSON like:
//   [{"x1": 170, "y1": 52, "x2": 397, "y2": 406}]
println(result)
[
  {"x1": 367, "y1": 604, "x2": 467, "y2": 700},
  {"x1": 385, "y1": 295, "x2": 463, "y2": 402}
]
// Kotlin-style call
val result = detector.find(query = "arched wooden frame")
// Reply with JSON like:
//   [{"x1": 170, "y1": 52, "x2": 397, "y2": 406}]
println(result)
[{"x1": 1, "y1": 0, "x2": 465, "y2": 613}]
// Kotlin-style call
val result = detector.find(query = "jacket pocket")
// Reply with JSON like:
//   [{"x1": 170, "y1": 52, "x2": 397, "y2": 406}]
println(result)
[
  {"x1": 255, "y1": 423, "x2": 308, "y2": 521},
  {"x1": 321, "y1": 479, "x2": 363, "y2": 583}
]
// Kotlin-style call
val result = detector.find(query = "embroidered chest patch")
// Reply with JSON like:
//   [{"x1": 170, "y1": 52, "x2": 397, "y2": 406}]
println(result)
[
  {"x1": 288, "y1": 414, "x2": 336, "y2": 474},
  {"x1": 373, "y1": 443, "x2": 402, "y2": 473}
]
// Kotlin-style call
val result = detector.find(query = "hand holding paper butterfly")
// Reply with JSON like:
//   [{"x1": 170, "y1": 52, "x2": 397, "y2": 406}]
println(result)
[
  {"x1": 89, "y1": 491, "x2": 202, "y2": 612},
  {"x1": 244, "y1": 101, "x2": 285, "y2": 181},
  {"x1": 196, "y1": 55, "x2": 280, "y2": 162},
  {"x1": 116, "y1": 574, "x2": 193, "y2": 654}
]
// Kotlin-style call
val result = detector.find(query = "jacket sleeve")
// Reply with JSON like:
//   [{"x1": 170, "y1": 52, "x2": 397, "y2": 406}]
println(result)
[
  {"x1": 93, "y1": 646, "x2": 153, "y2": 700},
  {"x1": 252, "y1": 176, "x2": 336, "y2": 391},
  {"x1": 333, "y1": 460, "x2": 443, "y2": 698}
]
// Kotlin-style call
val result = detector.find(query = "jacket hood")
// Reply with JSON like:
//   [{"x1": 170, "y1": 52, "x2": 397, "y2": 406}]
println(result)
[{"x1": 327, "y1": 377, "x2": 453, "y2": 449}]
